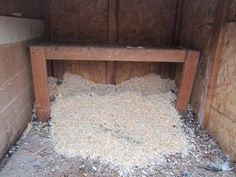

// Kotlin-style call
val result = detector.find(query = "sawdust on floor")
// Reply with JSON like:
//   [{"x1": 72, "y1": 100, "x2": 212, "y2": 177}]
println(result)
[{"x1": 49, "y1": 73, "x2": 194, "y2": 171}]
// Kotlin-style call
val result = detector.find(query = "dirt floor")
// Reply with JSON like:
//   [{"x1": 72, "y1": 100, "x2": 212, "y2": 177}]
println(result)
[{"x1": 0, "y1": 109, "x2": 235, "y2": 177}]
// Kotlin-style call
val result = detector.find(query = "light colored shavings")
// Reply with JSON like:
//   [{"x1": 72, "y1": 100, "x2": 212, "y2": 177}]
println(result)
[{"x1": 50, "y1": 72, "x2": 193, "y2": 170}]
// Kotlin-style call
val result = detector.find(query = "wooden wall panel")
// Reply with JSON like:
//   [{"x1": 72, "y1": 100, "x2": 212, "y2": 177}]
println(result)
[
  {"x1": 64, "y1": 61, "x2": 107, "y2": 84},
  {"x1": 49, "y1": 0, "x2": 178, "y2": 83},
  {"x1": 0, "y1": 0, "x2": 45, "y2": 19},
  {"x1": 49, "y1": 0, "x2": 108, "y2": 43},
  {"x1": 228, "y1": 0, "x2": 236, "y2": 22},
  {"x1": 0, "y1": 41, "x2": 35, "y2": 160},
  {"x1": 115, "y1": 62, "x2": 161, "y2": 84},
  {"x1": 177, "y1": 0, "x2": 217, "y2": 113},
  {"x1": 118, "y1": 0, "x2": 177, "y2": 46},
  {"x1": 208, "y1": 23, "x2": 236, "y2": 161}
]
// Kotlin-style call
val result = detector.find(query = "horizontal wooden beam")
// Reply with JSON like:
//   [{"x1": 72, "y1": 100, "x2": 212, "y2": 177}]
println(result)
[{"x1": 30, "y1": 45, "x2": 198, "y2": 63}]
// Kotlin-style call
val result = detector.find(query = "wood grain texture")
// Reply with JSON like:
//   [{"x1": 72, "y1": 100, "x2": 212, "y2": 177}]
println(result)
[
  {"x1": 176, "y1": 51, "x2": 200, "y2": 112},
  {"x1": 0, "y1": 41, "x2": 35, "y2": 160},
  {"x1": 49, "y1": 0, "x2": 108, "y2": 43},
  {"x1": 30, "y1": 47, "x2": 50, "y2": 122},
  {"x1": 44, "y1": 45, "x2": 188, "y2": 62},
  {"x1": 208, "y1": 23, "x2": 236, "y2": 161},
  {"x1": 64, "y1": 61, "x2": 107, "y2": 84},
  {"x1": 0, "y1": 0, "x2": 45, "y2": 19},
  {"x1": 48, "y1": 0, "x2": 179, "y2": 83},
  {"x1": 199, "y1": 0, "x2": 232, "y2": 127},
  {"x1": 115, "y1": 62, "x2": 160, "y2": 84},
  {"x1": 118, "y1": 0, "x2": 177, "y2": 46}
]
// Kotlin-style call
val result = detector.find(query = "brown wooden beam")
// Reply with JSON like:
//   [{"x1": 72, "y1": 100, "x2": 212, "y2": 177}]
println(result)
[
  {"x1": 176, "y1": 51, "x2": 200, "y2": 112},
  {"x1": 44, "y1": 46, "x2": 189, "y2": 62},
  {"x1": 199, "y1": 0, "x2": 232, "y2": 127},
  {"x1": 30, "y1": 47, "x2": 50, "y2": 122}
]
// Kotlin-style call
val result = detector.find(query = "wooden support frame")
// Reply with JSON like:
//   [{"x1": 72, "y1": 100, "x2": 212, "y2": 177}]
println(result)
[{"x1": 30, "y1": 44, "x2": 200, "y2": 122}]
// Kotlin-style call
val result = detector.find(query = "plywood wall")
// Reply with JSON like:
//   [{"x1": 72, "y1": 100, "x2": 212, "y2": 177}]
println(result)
[
  {"x1": 48, "y1": 0, "x2": 178, "y2": 83},
  {"x1": 208, "y1": 23, "x2": 236, "y2": 161}
]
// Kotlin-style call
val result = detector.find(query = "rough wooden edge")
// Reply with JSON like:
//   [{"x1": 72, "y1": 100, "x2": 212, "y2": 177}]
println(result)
[
  {"x1": 198, "y1": 0, "x2": 232, "y2": 128},
  {"x1": 176, "y1": 50, "x2": 200, "y2": 112},
  {"x1": 30, "y1": 46, "x2": 50, "y2": 122}
]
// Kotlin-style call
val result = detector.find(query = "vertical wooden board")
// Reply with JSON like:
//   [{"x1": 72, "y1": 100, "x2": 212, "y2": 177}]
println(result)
[
  {"x1": 118, "y1": 0, "x2": 177, "y2": 46},
  {"x1": 30, "y1": 47, "x2": 50, "y2": 122},
  {"x1": 208, "y1": 23, "x2": 236, "y2": 161},
  {"x1": 176, "y1": 51, "x2": 199, "y2": 112},
  {"x1": 115, "y1": 62, "x2": 161, "y2": 84},
  {"x1": 211, "y1": 23, "x2": 236, "y2": 123},
  {"x1": 0, "y1": 41, "x2": 35, "y2": 160},
  {"x1": 64, "y1": 61, "x2": 107, "y2": 84},
  {"x1": 49, "y1": 0, "x2": 109, "y2": 43}
]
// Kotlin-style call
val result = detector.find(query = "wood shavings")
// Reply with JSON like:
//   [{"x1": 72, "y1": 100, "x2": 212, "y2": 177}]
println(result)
[{"x1": 50, "y1": 73, "x2": 193, "y2": 170}]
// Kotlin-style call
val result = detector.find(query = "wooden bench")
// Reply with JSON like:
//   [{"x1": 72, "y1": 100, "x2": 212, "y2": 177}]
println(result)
[{"x1": 30, "y1": 44, "x2": 200, "y2": 122}]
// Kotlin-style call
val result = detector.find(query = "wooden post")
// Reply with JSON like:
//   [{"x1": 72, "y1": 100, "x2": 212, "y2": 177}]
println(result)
[
  {"x1": 107, "y1": 0, "x2": 118, "y2": 84},
  {"x1": 30, "y1": 47, "x2": 50, "y2": 122},
  {"x1": 176, "y1": 51, "x2": 200, "y2": 112}
]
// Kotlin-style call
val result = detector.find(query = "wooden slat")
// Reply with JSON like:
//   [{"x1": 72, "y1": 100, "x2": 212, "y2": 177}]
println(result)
[
  {"x1": 107, "y1": 0, "x2": 118, "y2": 84},
  {"x1": 176, "y1": 51, "x2": 200, "y2": 112},
  {"x1": 30, "y1": 47, "x2": 50, "y2": 122},
  {"x1": 44, "y1": 46, "x2": 188, "y2": 62}
]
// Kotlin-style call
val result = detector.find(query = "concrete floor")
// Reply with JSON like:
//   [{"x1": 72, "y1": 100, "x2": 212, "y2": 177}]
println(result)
[{"x1": 0, "y1": 111, "x2": 235, "y2": 177}]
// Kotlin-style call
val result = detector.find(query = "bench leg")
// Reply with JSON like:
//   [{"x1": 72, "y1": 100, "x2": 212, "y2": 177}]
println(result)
[
  {"x1": 176, "y1": 51, "x2": 200, "y2": 112},
  {"x1": 30, "y1": 47, "x2": 50, "y2": 122}
]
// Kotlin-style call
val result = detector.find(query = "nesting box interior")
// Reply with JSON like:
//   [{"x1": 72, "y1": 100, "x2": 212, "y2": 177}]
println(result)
[{"x1": 0, "y1": 0, "x2": 236, "y2": 176}]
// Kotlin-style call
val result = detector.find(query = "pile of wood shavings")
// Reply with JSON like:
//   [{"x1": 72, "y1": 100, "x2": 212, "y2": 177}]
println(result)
[{"x1": 50, "y1": 73, "x2": 193, "y2": 170}]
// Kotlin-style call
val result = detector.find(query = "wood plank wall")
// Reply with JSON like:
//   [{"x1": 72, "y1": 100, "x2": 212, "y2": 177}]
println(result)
[
  {"x1": 0, "y1": 0, "x2": 45, "y2": 160},
  {"x1": 48, "y1": 0, "x2": 178, "y2": 83},
  {"x1": 177, "y1": 0, "x2": 218, "y2": 113},
  {"x1": 178, "y1": 0, "x2": 236, "y2": 161}
]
